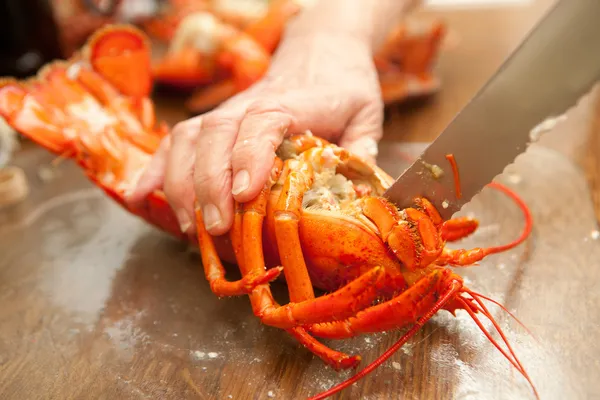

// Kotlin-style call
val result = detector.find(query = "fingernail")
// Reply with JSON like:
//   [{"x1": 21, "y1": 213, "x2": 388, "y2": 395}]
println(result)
[
  {"x1": 176, "y1": 209, "x2": 192, "y2": 233},
  {"x1": 203, "y1": 203, "x2": 222, "y2": 231},
  {"x1": 232, "y1": 169, "x2": 250, "y2": 195}
]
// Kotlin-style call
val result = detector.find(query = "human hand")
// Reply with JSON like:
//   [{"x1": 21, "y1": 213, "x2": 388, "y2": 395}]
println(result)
[{"x1": 128, "y1": 30, "x2": 384, "y2": 237}]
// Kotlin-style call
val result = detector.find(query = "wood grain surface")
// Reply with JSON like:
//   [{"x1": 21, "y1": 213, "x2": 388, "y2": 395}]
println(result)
[{"x1": 2, "y1": 1, "x2": 600, "y2": 399}]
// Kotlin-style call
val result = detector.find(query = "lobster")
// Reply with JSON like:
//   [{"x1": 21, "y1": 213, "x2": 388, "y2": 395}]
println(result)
[
  {"x1": 0, "y1": 25, "x2": 538, "y2": 399},
  {"x1": 146, "y1": 0, "x2": 446, "y2": 114}
]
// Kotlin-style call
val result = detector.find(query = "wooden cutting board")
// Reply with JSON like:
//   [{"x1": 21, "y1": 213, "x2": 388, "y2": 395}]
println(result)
[{"x1": 1, "y1": 86, "x2": 600, "y2": 400}]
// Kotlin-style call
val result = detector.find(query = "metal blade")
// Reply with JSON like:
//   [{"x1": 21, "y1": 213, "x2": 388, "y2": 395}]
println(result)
[{"x1": 383, "y1": 0, "x2": 600, "y2": 220}]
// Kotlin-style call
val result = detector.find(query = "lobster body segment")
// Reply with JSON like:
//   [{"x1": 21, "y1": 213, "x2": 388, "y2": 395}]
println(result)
[{"x1": 0, "y1": 25, "x2": 538, "y2": 399}]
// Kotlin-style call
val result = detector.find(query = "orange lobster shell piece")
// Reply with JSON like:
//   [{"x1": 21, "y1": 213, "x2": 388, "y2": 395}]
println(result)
[{"x1": 0, "y1": 25, "x2": 538, "y2": 399}]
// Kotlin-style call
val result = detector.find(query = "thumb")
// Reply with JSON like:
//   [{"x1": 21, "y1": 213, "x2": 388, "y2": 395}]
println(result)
[
  {"x1": 338, "y1": 99, "x2": 384, "y2": 164},
  {"x1": 229, "y1": 93, "x2": 383, "y2": 203}
]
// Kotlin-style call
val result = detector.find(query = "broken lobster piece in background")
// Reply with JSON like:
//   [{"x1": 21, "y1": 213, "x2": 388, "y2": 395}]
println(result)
[{"x1": 146, "y1": 0, "x2": 447, "y2": 114}]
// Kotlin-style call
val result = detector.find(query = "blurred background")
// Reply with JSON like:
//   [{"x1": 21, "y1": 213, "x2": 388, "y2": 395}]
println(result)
[{"x1": 0, "y1": 0, "x2": 556, "y2": 147}]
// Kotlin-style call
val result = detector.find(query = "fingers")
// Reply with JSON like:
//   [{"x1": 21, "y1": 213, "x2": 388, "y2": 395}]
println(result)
[
  {"x1": 128, "y1": 89, "x2": 382, "y2": 240},
  {"x1": 338, "y1": 98, "x2": 384, "y2": 164},
  {"x1": 126, "y1": 134, "x2": 171, "y2": 205},
  {"x1": 230, "y1": 99, "x2": 297, "y2": 203},
  {"x1": 163, "y1": 116, "x2": 203, "y2": 234},
  {"x1": 193, "y1": 109, "x2": 246, "y2": 236},
  {"x1": 228, "y1": 93, "x2": 378, "y2": 204}
]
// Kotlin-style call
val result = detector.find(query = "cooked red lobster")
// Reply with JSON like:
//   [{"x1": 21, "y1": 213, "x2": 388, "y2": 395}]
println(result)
[{"x1": 0, "y1": 25, "x2": 538, "y2": 399}]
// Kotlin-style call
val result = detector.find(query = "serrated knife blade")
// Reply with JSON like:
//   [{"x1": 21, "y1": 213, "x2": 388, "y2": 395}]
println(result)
[{"x1": 383, "y1": 0, "x2": 600, "y2": 219}]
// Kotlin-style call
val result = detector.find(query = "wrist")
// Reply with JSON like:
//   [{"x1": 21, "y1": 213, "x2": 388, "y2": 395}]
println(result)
[
  {"x1": 283, "y1": 0, "x2": 374, "y2": 50},
  {"x1": 283, "y1": 0, "x2": 420, "y2": 51}
]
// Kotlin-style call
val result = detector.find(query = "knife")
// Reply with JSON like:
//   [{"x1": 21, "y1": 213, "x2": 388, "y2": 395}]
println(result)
[{"x1": 383, "y1": 0, "x2": 600, "y2": 220}]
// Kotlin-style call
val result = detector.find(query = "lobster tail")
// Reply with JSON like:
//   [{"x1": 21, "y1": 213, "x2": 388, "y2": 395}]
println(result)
[
  {"x1": 0, "y1": 24, "x2": 185, "y2": 242},
  {"x1": 0, "y1": 25, "x2": 159, "y2": 159},
  {"x1": 0, "y1": 77, "x2": 74, "y2": 155}
]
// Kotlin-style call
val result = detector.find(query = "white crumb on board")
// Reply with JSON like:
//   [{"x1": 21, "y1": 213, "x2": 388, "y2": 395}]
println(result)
[
  {"x1": 192, "y1": 350, "x2": 205, "y2": 359},
  {"x1": 191, "y1": 350, "x2": 219, "y2": 360}
]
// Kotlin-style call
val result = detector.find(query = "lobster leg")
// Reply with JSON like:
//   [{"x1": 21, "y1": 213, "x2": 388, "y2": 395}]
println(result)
[
  {"x1": 195, "y1": 207, "x2": 283, "y2": 297},
  {"x1": 307, "y1": 271, "x2": 539, "y2": 400},
  {"x1": 229, "y1": 201, "x2": 246, "y2": 270},
  {"x1": 231, "y1": 161, "x2": 361, "y2": 369},
  {"x1": 361, "y1": 197, "x2": 443, "y2": 271},
  {"x1": 241, "y1": 165, "x2": 384, "y2": 328},
  {"x1": 287, "y1": 327, "x2": 361, "y2": 370},
  {"x1": 436, "y1": 182, "x2": 533, "y2": 267},
  {"x1": 435, "y1": 247, "x2": 489, "y2": 267},
  {"x1": 193, "y1": 161, "x2": 284, "y2": 297},
  {"x1": 307, "y1": 269, "x2": 462, "y2": 339},
  {"x1": 273, "y1": 159, "x2": 316, "y2": 302},
  {"x1": 440, "y1": 217, "x2": 479, "y2": 242}
]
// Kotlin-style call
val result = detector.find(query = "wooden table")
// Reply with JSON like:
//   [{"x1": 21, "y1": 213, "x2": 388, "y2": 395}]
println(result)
[{"x1": 2, "y1": 1, "x2": 600, "y2": 399}]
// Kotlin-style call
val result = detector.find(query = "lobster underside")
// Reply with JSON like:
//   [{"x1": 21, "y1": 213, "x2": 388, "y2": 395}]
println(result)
[{"x1": 0, "y1": 25, "x2": 538, "y2": 399}]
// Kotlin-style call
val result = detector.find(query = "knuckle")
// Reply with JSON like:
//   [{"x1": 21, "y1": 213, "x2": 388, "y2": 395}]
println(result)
[
  {"x1": 361, "y1": 95, "x2": 385, "y2": 122},
  {"x1": 171, "y1": 120, "x2": 198, "y2": 142},
  {"x1": 232, "y1": 136, "x2": 261, "y2": 156},
  {"x1": 245, "y1": 99, "x2": 288, "y2": 117},
  {"x1": 368, "y1": 94, "x2": 384, "y2": 109},
  {"x1": 355, "y1": 89, "x2": 383, "y2": 109},
  {"x1": 194, "y1": 164, "x2": 231, "y2": 203},
  {"x1": 372, "y1": 100, "x2": 385, "y2": 116},
  {"x1": 231, "y1": 145, "x2": 263, "y2": 170},
  {"x1": 163, "y1": 179, "x2": 187, "y2": 206},
  {"x1": 231, "y1": 131, "x2": 279, "y2": 169},
  {"x1": 201, "y1": 109, "x2": 240, "y2": 132}
]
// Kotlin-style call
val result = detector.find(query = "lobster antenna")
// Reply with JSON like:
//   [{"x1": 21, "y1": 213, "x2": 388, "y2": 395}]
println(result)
[
  {"x1": 458, "y1": 298, "x2": 524, "y2": 374},
  {"x1": 469, "y1": 295, "x2": 533, "y2": 378},
  {"x1": 307, "y1": 281, "x2": 463, "y2": 400},
  {"x1": 483, "y1": 181, "x2": 533, "y2": 254},
  {"x1": 467, "y1": 290, "x2": 537, "y2": 341},
  {"x1": 448, "y1": 181, "x2": 532, "y2": 269},
  {"x1": 457, "y1": 297, "x2": 539, "y2": 400}
]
